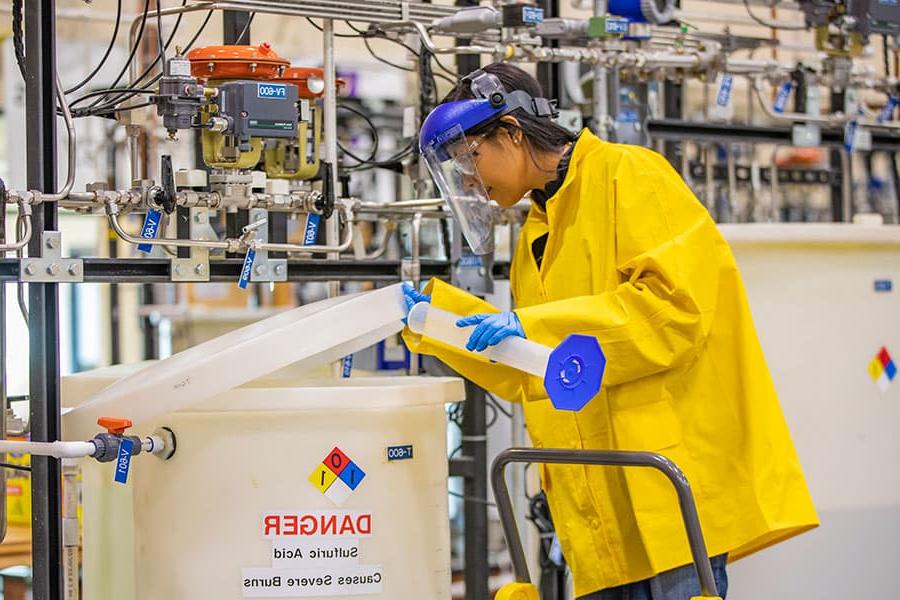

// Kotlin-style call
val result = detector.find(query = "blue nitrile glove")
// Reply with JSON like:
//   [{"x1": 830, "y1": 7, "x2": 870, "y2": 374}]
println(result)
[
  {"x1": 401, "y1": 282, "x2": 431, "y2": 324},
  {"x1": 456, "y1": 311, "x2": 526, "y2": 353}
]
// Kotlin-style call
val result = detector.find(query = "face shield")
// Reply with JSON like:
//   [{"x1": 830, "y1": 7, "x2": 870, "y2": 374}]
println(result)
[
  {"x1": 419, "y1": 69, "x2": 559, "y2": 254},
  {"x1": 421, "y1": 124, "x2": 496, "y2": 255}
]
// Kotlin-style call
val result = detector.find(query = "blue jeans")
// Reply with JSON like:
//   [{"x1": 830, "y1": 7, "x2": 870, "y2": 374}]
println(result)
[{"x1": 577, "y1": 554, "x2": 728, "y2": 600}]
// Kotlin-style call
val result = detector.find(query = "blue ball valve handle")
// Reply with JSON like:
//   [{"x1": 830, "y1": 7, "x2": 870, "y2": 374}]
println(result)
[{"x1": 544, "y1": 334, "x2": 606, "y2": 411}]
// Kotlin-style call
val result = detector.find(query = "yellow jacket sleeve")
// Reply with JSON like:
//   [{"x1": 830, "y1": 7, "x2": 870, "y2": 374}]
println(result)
[
  {"x1": 515, "y1": 147, "x2": 720, "y2": 389},
  {"x1": 402, "y1": 279, "x2": 535, "y2": 403}
]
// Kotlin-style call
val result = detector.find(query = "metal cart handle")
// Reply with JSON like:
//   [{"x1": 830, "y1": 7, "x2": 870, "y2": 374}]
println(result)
[{"x1": 491, "y1": 448, "x2": 719, "y2": 598}]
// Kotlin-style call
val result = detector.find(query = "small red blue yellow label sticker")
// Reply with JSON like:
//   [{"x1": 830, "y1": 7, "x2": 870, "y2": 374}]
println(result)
[
  {"x1": 868, "y1": 347, "x2": 896, "y2": 393},
  {"x1": 309, "y1": 447, "x2": 367, "y2": 507}
]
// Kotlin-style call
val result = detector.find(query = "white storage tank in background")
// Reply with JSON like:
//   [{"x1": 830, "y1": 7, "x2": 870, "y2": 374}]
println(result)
[
  {"x1": 722, "y1": 225, "x2": 900, "y2": 599},
  {"x1": 65, "y1": 368, "x2": 463, "y2": 600}
]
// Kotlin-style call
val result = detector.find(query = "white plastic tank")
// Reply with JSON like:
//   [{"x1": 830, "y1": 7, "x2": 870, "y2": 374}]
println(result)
[
  {"x1": 719, "y1": 224, "x2": 900, "y2": 599},
  {"x1": 66, "y1": 366, "x2": 464, "y2": 600}
]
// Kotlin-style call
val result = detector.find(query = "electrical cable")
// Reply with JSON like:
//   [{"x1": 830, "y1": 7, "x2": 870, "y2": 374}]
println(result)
[
  {"x1": 84, "y1": 0, "x2": 188, "y2": 114},
  {"x1": 65, "y1": 0, "x2": 125, "y2": 94},
  {"x1": 305, "y1": 17, "x2": 365, "y2": 37},
  {"x1": 449, "y1": 490, "x2": 496, "y2": 506},
  {"x1": 488, "y1": 393, "x2": 513, "y2": 419},
  {"x1": 82, "y1": 0, "x2": 151, "y2": 112},
  {"x1": 742, "y1": 0, "x2": 807, "y2": 30},
  {"x1": 12, "y1": 0, "x2": 26, "y2": 81},
  {"x1": 68, "y1": 88, "x2": 156, "y2": 110},
  {"x1": 363, "y1": 38, "x2": 415, "y2": 72},
  {"x1": 884, "y1": 34, "x2": 891, "y2": 80},
  {"x1": 0, "y1": 463, "x2": 31, "y2": 473},
  {"x1": 237, "y1": 12, "x2": 256, "y2": 43},
  {"x1": 337, "y1": 103, "x2": 380, "y2": 164},
  {"x1": 70, "y1": 7, "x2": 212, "y2": 118}
]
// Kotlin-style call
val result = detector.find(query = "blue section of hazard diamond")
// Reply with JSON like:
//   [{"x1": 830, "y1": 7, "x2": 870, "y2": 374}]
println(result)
[
  {"x1": 886, "y1": 360, "x2": 897, "y2": 381},
  {"x1": 338, "y1": 460, "x2": 366, "y2": 490}
]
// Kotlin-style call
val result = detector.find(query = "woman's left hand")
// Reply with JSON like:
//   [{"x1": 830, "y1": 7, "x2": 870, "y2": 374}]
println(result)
[{"x1": 455, "y1": 312, "x2": 525, "y2": 352}]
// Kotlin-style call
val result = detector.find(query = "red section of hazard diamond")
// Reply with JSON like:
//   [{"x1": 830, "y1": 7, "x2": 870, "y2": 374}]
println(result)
[
  {"x1": 324, "y1": 447, "x2": 351, "y2": 475},
  {"x1": 879, "y1": 347, "x2": 892, "y2": 367}
]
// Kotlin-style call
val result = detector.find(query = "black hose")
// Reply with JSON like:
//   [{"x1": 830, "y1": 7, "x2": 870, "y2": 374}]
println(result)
[
  {"x1": 66, "y1": 0, "x2": 124, "y2": 94},
  {"x1": 12, "y1": 0, "x2": 27, "y2": 81}
]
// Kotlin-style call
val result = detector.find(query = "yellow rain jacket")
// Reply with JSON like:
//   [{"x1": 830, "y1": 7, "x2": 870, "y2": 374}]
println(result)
[{"x1": 404, "y1": 130, "x2": 818, "y2": 597}]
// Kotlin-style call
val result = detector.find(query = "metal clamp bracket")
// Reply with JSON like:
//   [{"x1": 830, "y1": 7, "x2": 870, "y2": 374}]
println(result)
[
  {"x1": 248, "y1": 208, "x2": 287, "y2": 283},
  {"x1": 20, "y1": 232, "x2": 84, "y2": 283},
  {"x1": 171, "y1": 207, "x2": 212, "y2": 282}
]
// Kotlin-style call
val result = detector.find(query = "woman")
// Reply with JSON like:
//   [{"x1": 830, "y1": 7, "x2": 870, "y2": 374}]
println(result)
[{"x1": 403, "y1": 63, "x2": 818, "y2": 600}]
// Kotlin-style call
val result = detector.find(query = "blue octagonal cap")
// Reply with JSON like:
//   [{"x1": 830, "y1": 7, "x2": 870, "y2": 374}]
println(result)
[
  {"x1": 419, "y1": 99, "x2": 507, "y2": 158},
  {"x1": 543, "y1": 335, "x2": 606, "y2": 411}
]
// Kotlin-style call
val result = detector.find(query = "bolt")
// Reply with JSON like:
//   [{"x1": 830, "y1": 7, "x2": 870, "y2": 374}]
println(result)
[
  {"x1": 67, "y1": 263, "x2": 80, "y2": 276},
  {"x1": 478, "y1": 267, "x2": 486, "y2": 276},
  {"x1": 46, "y1": 236, "x2": 59, "y2": 250},
  {"x1": 274, "y1": 264, "x2": 285, "y2": 276},
  {"x1": 24, "y1": 264, "x2": 35, "y2": 276},
  {"x1": 174, "y1": 264, "x2": 184, "y2": 276},
  {"x1": 254, "y1": 264, "x2": 266, "y2": 276},
  {"x1": 46, "y1": 263, "x2": 60, "y2": 277},
  {"x1": 194, "y1": 264, "x2": 206, "y2": 275}
]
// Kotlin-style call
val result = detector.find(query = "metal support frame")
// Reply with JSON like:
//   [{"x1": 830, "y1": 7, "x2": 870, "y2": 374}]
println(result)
[
  {"x1": 461, "y1": 380, "x2": 489, "y2": 600},
  {"x1": 223, "y1": 9, "x2": 251, "y2": 256},
  {"x1": 492, "y1": 448, "x2": 719, "y2": 598},
  {"x1": 25, "y1": 1, "x2": 64, "y2": 598}
]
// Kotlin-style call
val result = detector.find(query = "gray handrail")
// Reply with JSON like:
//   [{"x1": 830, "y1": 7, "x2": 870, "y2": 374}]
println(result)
[{"x1": 491, "y1": 448, "x2": 719, "y2": 598}]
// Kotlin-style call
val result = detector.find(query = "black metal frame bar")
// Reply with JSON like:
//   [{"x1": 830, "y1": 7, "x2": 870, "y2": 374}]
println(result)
[{"x1": 25, "y1": 1, "x2": 64, "y2": 598}]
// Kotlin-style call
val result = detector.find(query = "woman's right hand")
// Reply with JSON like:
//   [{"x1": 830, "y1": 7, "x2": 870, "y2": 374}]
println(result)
[{"x1": 401, "y1": 282, "x2": 431, "y2": 324}]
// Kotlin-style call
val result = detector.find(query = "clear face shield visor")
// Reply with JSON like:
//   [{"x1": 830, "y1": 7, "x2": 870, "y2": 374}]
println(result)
[{"x1": 422, "y1": 124, "x2": 495, "y2": 255}]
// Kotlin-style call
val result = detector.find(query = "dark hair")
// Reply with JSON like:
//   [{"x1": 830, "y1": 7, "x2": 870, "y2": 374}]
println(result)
[{"x1": 442, "y1": 63, "x2": 577, "y2": 155}]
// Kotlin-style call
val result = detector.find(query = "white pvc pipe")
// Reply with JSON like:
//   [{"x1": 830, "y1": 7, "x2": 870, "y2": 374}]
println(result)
[{"x1": 0, "y1": 440, "x2": 96, "y2": 459}]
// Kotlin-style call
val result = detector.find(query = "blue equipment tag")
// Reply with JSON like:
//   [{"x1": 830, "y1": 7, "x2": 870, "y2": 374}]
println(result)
[
  {"x1": 875, "y1": 279, "x2": 892, "y2": 292},
  {"x1": 239, "y1": 248, "x2": 256, "y2": 289},
  {"x1": 114, "y1": 438, "x2": 134, "y2": 485},
  {"x1": 879, "y1": 97, "x2": 898, "y2": 123},
  {"x1": 844, "y1": 119, "x2": 859, "y2": 152},
  {"x1": 304, "y1": 213, "x2": 321, "y2": 246},
  {"x1": 606, "y1": 17, "x2": 629, "y2": 35},
  {"x1": 773, "y1": 82, "x2": 793, "y2": 114},
  {"x1": 341, "y1": 355, "x2": 353, "y2": 378},
  {"x1": 137, "y1": 209, "x2": 162, "y2": 253},
  {"x1": 522, "y1": 6, "x2": 544, "y2": 23},
  {"x1": 716, "y1": 74, "x2": 734, "y2": 108}
]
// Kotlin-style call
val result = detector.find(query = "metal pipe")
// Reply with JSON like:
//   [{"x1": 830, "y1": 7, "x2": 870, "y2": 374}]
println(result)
[
  {"x1": 727, "y1": 143, "x2": 737, "y2": 221},
  {"x1": 62, "y1": 461, "x2": 78, "y2": 600},
  {"x1": 770, "y1": 146, "x2": 780, "y2": 222},
  {"x1": 705, "y1": 144, "x2": 714, "y2": 212},
  {"x1": 362, "y1": 221, "x2": 396, "y2": 260},
  {"x1": 840, "y1": 148, "x2": 853, "y2": 221},
  {"x1": 592, "y1": 0, "x2": 608, "y2": 140},
  {"x1": 258, "y1": 206, "x2": 355, "y2": 254},
  {"x1": 0, "y1": 205, "x2": 33, "y2": 252},
  {"x1": 106, "y1": 202, "x2": 235, "y2": 252},
  {"x1": 491, "y1": 448, "x2": 719, "y2": 598},
  {"x1": 753, "y1": 77, "x2": 900, "y2": 130},
  {"x1": 38, "y1": 76, "x2": 75, "y2": 202},
  {"x1": 323, "y1": 19, "x2": 341, "y2": 299},
  {"x1": 408, "y1": 212, "x2": 423, "y2": 375}
]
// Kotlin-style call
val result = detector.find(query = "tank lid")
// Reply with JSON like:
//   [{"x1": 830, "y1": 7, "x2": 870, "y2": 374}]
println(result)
[{"x1": 62, "y1": 285, "x2": 416, "y2": 440}]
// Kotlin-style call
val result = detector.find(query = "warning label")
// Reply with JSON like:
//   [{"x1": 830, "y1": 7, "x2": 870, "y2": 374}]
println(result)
[
  {"x1": 241, "y1": 565, "x2": 383, "y2": 597},
  {"x1": 244, "y1": 511, "x2": 381, "y2": 597}
]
